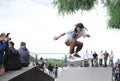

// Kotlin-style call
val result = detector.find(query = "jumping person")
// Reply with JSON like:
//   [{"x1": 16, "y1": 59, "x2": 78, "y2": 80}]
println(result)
[{"x1": 54, "y1": 23, "x2": 90, "y2": 59}]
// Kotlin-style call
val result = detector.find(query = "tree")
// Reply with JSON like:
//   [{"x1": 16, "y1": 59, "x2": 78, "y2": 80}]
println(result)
[{"x1": 53, "y1": 0, "x2": 120, "y2": 29}]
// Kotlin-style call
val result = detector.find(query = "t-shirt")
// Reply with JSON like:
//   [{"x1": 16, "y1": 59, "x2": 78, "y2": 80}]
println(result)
[
  {"x1": 88, "y1": 53, "x2": 93, "y2": 59},
  {"x1": 37, "y1": 61, "x2": 44, "y2": 69},
  {"x1": 65, "y1": 28, "x2": 87, "y2": 42},
  {"x1": 83, "y1": 53, "x2": 89, "y2": 59},
  {"x1": 98, "y1": 53, "x2": 104, "y2": 59},
  {"x1": 93, "y1": 53, "x2": 98, "y2": 59},
  {"x1": 109, "y1": 53, "x2": 114, "y2": 59},
  {"x1": 104, "y1": 53, "x2": 109, "y2": 59}
]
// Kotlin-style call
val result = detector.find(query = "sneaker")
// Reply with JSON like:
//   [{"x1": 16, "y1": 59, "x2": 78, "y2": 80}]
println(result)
[
  {"x1": 73, "y1": 54, "x2": 81, "y2": 57},
  {"x1": 68, "y1": 55, "x2": 75, "y2": 60}
]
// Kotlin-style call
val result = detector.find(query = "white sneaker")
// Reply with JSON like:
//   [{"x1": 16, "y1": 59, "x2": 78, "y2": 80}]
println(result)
[{"x1": 68, "y1": 55, "x2": 75, "y2": 60}]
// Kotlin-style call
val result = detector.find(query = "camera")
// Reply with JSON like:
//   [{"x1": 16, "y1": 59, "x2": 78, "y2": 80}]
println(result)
[
  {"x1": 6, "y1": 33, "x2": 11, "y2": 40},
  {"x1": 6, "y1": 33, "x2": 10, "y2": 37}
]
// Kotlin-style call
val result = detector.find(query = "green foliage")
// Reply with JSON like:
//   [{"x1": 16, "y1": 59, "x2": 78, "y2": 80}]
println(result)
[
  {"x1": 105, "y1": 0, "x2": 120, "y2": 29},
  {"x1": 53, "y1": 0, "x2": 98, "y2": 15},
  {"x1": 29, "y1": 55, "x2": 36, "y2": 62},
  {"x1": 46, "y1": 59, "x2": 64, "y2": 67},
  {"x1": 53, "y1": 0, "x2": 120, "y2": 29},
  {"x1": 29, "y1": 56, "x2": 64, "y2": 67}
]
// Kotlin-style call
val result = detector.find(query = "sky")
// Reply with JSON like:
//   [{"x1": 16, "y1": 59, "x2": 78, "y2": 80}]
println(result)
[{"x1": 0, "y1": 0, "x2": 120, "y2": 60}]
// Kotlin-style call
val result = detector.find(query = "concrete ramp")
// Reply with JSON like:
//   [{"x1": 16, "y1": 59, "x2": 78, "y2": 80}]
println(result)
[
  {"x1": 57, "y1": 67, "x2": 112, "y2": 81},
  {"x1": 0, "y1": 66, "x2": 33, "y2": 81}
]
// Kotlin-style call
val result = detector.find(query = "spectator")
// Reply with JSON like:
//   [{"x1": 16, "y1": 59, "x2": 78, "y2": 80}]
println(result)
[
  {"x1": 98, "y1": 50, "x2": 104, "y2": 67},
  {"x1": 0, "y1": 33, "x2": 9, "y2": 75},
  {"x1": 93, "y1": 51, "x2": 98, "y2": 67},
  {"x1": 83, "y1": 50, "x2": 89, "y2": 60},
  {"x1": 88, "y1": 50, "x2": 93, "y2": 67},
  {"x1": 109, "y1": 50, "x2": 114, "y2": 67},
  {"x1": 48, "y1": 63, "x2": 54, "y2": 75},
  {"x1": 18, "y1": 42, "x2": 30, "y2": 67},
  {"x1": 36, "y1": 57, "x2": 46, "y2": 72},
  {"x1": 4, "y1": 41, "x2": 21, "y2": 71},
  {"x1": 83, "y1": 50, "x2": 89, "y2": 67},
  {"x1": 103, "y1": 50, "x2": 109, "y2": 67},
  {"x1": 90, "y1": 51, "x2": 94, "y2": 67},
  {"x1": 54, "y1": 64, "x2": 58, "y2": 78},
  {"x1": 113, "y1": 63, "x2": 120, "y2": 81}
]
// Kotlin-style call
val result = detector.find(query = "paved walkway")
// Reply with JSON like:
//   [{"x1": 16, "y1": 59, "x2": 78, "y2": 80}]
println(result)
[
  {"x1": 0, "y1": 66, "x2": 34, "y2": 81},
  {"x1": 56, "y1": 67, "x2": 113, "y2": 81}
]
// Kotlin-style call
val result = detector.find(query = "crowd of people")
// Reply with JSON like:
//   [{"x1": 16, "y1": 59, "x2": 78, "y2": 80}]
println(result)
[
  {"x1": 81, "y1": 50, "x2": 120, "y2": 81},
  {"x1": 0, "y1": 32, "x2": 58, "y2": 78},
  {"x1": 36, "y1": 57, "x2": 59, "y2": 78},
  {"x1": 0, "y1": 33, "x2": 30, "y2": 75},
  {"x1": 82, "y1": 50, "x2": 114, "y2": 67}
]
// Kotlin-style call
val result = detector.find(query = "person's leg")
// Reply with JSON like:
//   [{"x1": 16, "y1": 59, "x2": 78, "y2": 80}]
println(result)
[
  {"x1": 65, "y1": 40, "x2": 76, "y2": 58},
  {"x1": 110, "y1": 59, "x2": 113, "y2": 67},
  {"x1": 101, "y1": 59, "x2": 103, "y2": 66},
  {"x1": 73, "y1": 41, "x2": 83, "y2": 57},
  {"x1": 96, "y1": 59, "x2": 98, "y2": 67},
  {"x1": 99, "y1": 59, "x2": 102, "y2": 66},
  {"x1": 104, "y1": 58, "x2": 107, "y2": 67},
  {"x1": 0, "y1": 64, "x2": 5, "y2": 75},
  {"x1": 89, "y1": 59, "x2": 92, "y2": 67},
  {"x1": 88, "y1": 58, "x2": 91, "y2": 67},
  {"x1": 75, "y1": 41, "x2": 83, "y2": 53},
  {"x1": 109, "y1": 59, "x2": 111, "y2": 66},
  {"x1": 91, "y1": 59, "x2": 93, "y2": 67},
  {"x1": 94, "y1": 59, "x2": 98, "y2": 67},
  {"x1": 93, "y1": 59, "x2": 95, "y2": 67},
  {"x1": 99, "y1": 59, "x2": 100, "y2": 66},
  {"x1": 69, "y1": 40, "x2": 76, "y2": 54}
]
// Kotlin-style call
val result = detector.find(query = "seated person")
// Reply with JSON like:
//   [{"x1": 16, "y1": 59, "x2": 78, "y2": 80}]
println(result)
[{"x1": 18, "y1": 42, "x2": 30, "y2": 67}]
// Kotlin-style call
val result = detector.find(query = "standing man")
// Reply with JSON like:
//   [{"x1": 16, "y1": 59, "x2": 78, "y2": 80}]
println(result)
[
  {"x1": 92, "y1": 51, "x2": 98, "y2": 67},
  {"x1": 109, "y1": 50, "x2": 114, "y2": 67},
  {"x1": 88, "y1": 50, "x2": 93, "y2": 67},
  {"x1": 98, "y1": 50, "x2": 104, "y2": 67},
  {"x1": 54, "y1": 64, "x2": 58, "y2": 78},
  {"x1": 83, "y1": 50, "x2": 89, "y2": 67},
  {"x1": 54, "y1": 23, "x2": 90, "y2": 59},
  {"x1": 103, "y1": 50, "x2": 109, "y2": 67},
  {"x1": 0, "y1": 33, "x2": 9, "y2": 75}
]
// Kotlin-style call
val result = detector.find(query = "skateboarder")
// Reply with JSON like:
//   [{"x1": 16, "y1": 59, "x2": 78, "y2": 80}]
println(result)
[{"x1": 54, "y1": 23, "x2": 90, "y2": 59}]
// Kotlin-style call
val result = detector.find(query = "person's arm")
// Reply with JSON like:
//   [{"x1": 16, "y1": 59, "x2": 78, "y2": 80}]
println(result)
[
  {"x1": 54, "y1": 33, "x2": 65, "y2": 40},
  {"x1": 83, "y1": 34, "x2": 90, "y2": 38},
  {"x1": 0, "y1": 41, "x2": 8, "y2": 51}
]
